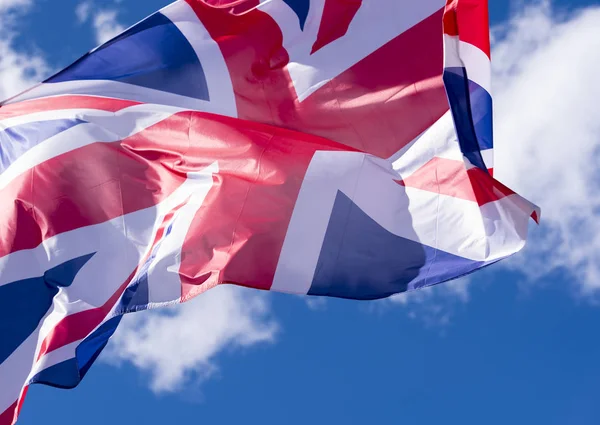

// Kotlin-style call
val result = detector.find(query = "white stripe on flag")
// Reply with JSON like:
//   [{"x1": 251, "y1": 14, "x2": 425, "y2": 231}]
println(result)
[
  {"x1": 443, "y1": 34, "x2": 492, "y2": 94},
  {"x1": 0, "y1": 104, "x2": 183, "y2": 190}
]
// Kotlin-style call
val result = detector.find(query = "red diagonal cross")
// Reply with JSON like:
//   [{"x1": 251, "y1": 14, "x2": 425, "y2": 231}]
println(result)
[
  {"x1": 311, "y1": 0, "x2": 362, "y2": 54},
  {"x1": 187, "y1": 0, "x2": 449, "y2": 159}
]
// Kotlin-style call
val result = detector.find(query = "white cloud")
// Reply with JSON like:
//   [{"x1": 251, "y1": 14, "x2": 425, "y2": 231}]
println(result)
[
  {"x1": 0, "y1": 0, "x2": 30, "y2": 12},
  {"x1": 0, "y1": 0, "x2": 49, "y2": 102},
  {"x1": 388, "y1": 278, "x2": 471, "y2": 327},
  {"x1": 0, "y1": 40, "x2": 48, "y2": 102},
  {"x1": 305, "y1": 296, "x2": 327, "y2": 310},
  {"x1": 92, "y1": 9, "x2": 125, "y2": 45},
  {"x1": 105, "y1": 285, "x2": 278, "y2": 393},
  {"x1": 75, "y1": 1, "x2": 126, "y2": 45},
  {"x1": 75, "y1": 1, "x2": 92, "y2": 24},
  {"x1": 491, "y1": 1, "x2": 600, "y2": 296}
]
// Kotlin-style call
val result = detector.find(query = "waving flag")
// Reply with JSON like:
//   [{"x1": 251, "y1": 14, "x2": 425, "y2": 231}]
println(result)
[{"x1": 0, "y1": 0, "x2": 539, "y2": 423}]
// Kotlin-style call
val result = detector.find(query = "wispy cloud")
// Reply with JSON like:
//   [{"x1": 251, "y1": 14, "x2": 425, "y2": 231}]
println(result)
[
  {"x1": 92, "y1": 9, "x2": 125, "y2": 44},
  {"x1": 0, "y1": 0, "x2": 49, "y2": 101},
  {"x1": 0, "y1": 0, "x2": 30, "y2": 12},
  {"x1": 305, "y1": 296, "x2": 328, "y2": 311},
  {"x1": 75, "y1": 1, "x2": 126, "y2": 45},
  {"x1": 75, "y1": 0, "x2": 92, "y2": 24},
  {"x1": 491, "y1": 1, "x2": 600, "y2": 297},
  {"x1": 387, "y1": 278, "x2": 471, "y2": 327},
  {"x1": 105, "y1": 285, "x2": 278, "y2": 393}
]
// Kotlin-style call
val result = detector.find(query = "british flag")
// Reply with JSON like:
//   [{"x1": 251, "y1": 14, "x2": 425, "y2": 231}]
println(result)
[{"x1": 0, "y1": 0, "x2": 538, "y2": 423}]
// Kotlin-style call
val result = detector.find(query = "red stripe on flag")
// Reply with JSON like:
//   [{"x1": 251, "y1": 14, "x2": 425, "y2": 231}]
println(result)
[
  {"x1": 443, "y1": 0, "x2": 459, "y2": 37},
  {"x1": 14, "y1": 388, "x2": 27, "y2": 425},
  {"x1": 311, "y1": 0, "x2": 362, "y2": 54},
  {"x1": 36, "y1": 275, "x2": 132, "y2": 360},
  {"x1": 0, "y1": 400, "x2": 17, "y2": 425},
  {"x1": 0, "y1": 387, "x2": 27, "y2": 425},
  {"x1": 0, "y1": 96, "x2": 140, "y2": 119},
  {"x1": 396, "y1": 157, "x2": 515, "y2": 205},
  {"x1": 187, "y1": 0, "x2": 448, "y2": 159},
  {"x1": 443, "y1": 0, "x2": 491, "y2": 58}
]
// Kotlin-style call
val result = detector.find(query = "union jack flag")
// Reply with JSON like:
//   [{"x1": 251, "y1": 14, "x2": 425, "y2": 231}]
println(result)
[{"x1": 0, "y1": 0, "x2": 539, "y2": 423}]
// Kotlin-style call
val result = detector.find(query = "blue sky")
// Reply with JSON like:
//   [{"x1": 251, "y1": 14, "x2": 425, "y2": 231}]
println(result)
[{"x1": 2, "y1": 0, "x2": 600, "y2": 424}]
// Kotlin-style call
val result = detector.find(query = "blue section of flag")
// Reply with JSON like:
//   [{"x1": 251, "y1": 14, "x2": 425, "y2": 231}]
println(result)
[
  {"x1": 308, "y1": 192, "x2": 484, "y2": 300},
  {"x1": 283, "y1": 0, "x2": 310, "y2": 30},
  {"x1": 76, "y1": 317, "x2": 122, "y2": 379},
  {"x1": 467, "y1": 80, "x2": 493, "y2": 151},
  {"x1": 47, "y1": 12, "x2": 209, "y2": 100},
  {"x1": 0, "y1": 118, "x2": 85, "y2": 173},
  {"x1": 29, "y1": 358, "x2": 80, "y2": 389},
  {"x1": 443, "y1": 66, "x2": 492, "y2": 169},
  {"x1": 0, "y1": 254, "x2": 95, "y2": 364}
]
